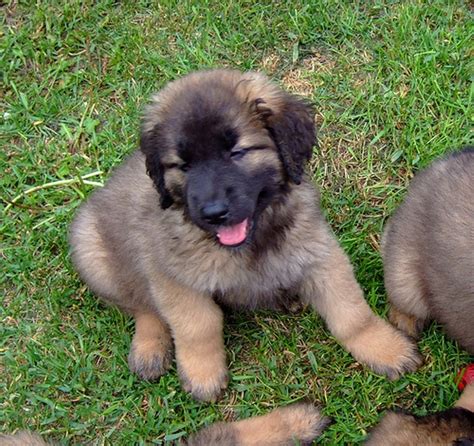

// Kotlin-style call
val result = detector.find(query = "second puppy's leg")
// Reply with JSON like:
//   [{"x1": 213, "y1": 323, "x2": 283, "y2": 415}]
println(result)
[{"x1": 382, "y1": 239, "x2": 430, "y2": 338}]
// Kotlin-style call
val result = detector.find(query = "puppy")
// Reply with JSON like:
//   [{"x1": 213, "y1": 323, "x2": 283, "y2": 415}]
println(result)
[
  {"x1": 366, "y1": 383, "x2": 474, "y2": 445},
  {"x1": 69, "y1": 69, "x2": 419, "y2": 401},
  {"x1": 382, "y1": 148, "x2": 474, "y2": 353}
]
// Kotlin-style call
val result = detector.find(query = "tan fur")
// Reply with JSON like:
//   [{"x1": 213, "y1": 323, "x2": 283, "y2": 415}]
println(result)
[
  {"x1": 388, "y1": 306, "x2": 425, "y2": 339},
  {"x1": 142, "y1": 70, "x2": 285, "y2": 135},
  {"x1": 151, "y1": 274, "x2": 227, "y2": 401},
  {"x1": 382, "y1": 149, "x2": 474, "y2": 353},
  {"x1": 367, "y1": 383, "x2": 474, "y2": 445},
  {"x1": 163, "y1": 168, "x2": 185, "y2": 196},
  {"x1": 366, "y1": 403, "x2": 474, "y2": 446},
  {"x1": 186, "y1": 403, "x2": 330, "y2": 446},
  {"x1": 70, "y1": 69, "x2": 419, "y2": 401},
  {"x1": 245, "y1": 149, "x2": 283, "y2": 175},
  {"x1": 456, "y1": 383, "x2": 474, "y2": 412},
  {"x1": 381, "y1": 221, "x2": 432, "y2": 327},
  {"x1": 0, "y1": 431, "x2": 50, "y2": 446},
  {"x1": 298, "y1": 226, "x2": 421, "y2": 379},
  {"x1": 128, "y1": 312, "x2": 173, "y2": 380}
]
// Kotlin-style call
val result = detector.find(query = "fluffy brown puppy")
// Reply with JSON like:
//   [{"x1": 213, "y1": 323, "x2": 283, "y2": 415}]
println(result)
[
  {"x1": 382, "y1": 148, "x2": 474, "y2": 353},
  {"x1": 69, "y1": 69, "x2": 419, "y2": 401},
  {"x1": 366, "y1": 383, "x2": 474, "y2": 446}
]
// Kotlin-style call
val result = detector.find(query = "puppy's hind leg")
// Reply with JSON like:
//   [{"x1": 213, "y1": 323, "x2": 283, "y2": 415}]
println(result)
[
  {"x1": 383, "y1": 251, "x2": 430, "y2": 339},
  {"x1": 299, "y1": 228, "x2": 421, "y2": 380},
  {"x1": 388, "y1": 305, "x2": 426, "y2": 340},
  {"x1": 128, "y1": 312, "x2": 173, "y2": 381}
]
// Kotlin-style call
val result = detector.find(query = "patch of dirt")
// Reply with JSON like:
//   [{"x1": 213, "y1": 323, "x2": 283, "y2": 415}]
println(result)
[
  {"x1": 281, "y1": 68, "x2": 314, "y2": 96},
  {"x1": 261, "y1": 50, "x2": 337, "y2": 96},
  {"x1": 261, "y1": 53, "x2": 281, "y2": 74}
]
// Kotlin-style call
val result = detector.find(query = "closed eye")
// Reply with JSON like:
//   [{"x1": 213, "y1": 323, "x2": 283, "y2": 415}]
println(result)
[
  {"x1": 179, "y1": 163, "x2": 190, "y2": 172},
  {"x1": 230, "y1": 148, "x2": 249, "y2": 160},
  {"x1": 164, "y1": 162, "x2": 190, "y2": 172},
  {"x1": 230, "y1": 145, "x2": 267, "y2": 160}
]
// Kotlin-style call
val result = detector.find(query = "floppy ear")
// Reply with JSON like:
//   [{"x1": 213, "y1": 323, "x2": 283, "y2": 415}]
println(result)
[
  {"x1": 263, "y1": 96, "x2": 316, "y2": 184},
  {"x1": 140, "y1": 125, "x2": 174, "y2": 209}
]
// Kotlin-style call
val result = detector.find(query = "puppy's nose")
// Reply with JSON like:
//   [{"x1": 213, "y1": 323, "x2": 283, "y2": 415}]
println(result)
[{"x1": 201, "y1": 201, "x2": 229, "y2": 225}]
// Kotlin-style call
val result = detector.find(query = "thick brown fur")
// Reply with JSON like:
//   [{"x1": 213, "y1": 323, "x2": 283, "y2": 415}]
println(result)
[
  {"x1": 185, "y1": 402, "x2": 330, "y2": 446},
  {"x1": 69, "y1": 69, "x2": 419, "y2": 401},
  {"x1": 366, "y1": 384, "x2": 474, "y2": 446},
  {"x1": 382, "y1": 148, "x2": 474, "y2": 353},
  {"x1": 366, "y1": 409, "x2": 474, "y2": 446}
]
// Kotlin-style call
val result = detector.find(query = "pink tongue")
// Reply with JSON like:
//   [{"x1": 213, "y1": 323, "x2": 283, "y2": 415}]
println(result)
[{"x1": 217, "y1": 219, "x2": 248, "y2": 246}]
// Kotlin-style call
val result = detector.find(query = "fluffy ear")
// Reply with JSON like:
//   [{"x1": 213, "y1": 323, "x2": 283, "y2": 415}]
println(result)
[
  {"x1": 264, "y1": 96, "x2": 316, "y2": 184},
  {"x1": 140, "y1": 125, "x2": 174, "y2": 209}
]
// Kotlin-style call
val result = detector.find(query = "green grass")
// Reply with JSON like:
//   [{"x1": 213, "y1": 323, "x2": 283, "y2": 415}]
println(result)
[{"x1": 1, "y1": 0, "x2": 472, "y2": 444}]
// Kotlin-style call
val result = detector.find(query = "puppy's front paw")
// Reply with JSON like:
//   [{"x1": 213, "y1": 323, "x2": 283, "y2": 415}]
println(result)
[
  {"x1": 278, "y1": 403, "x2": 332, "y2": 442},
  {"x1": 346, "y1": 317, "x2": 422, "y2": 380},
  {"x1": 128, "y1": 338, "x2": 173, "y2": 381},
  {"x1": 177, "y1": 349, "x2": 228, "y2": 402}
]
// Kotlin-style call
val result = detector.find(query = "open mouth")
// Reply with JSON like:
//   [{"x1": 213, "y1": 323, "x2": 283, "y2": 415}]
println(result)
[{"x1": 216, "y1": 218, "x2": 250, "y2": 247}]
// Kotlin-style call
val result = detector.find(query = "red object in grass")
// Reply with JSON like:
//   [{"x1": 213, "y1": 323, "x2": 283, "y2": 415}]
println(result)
[{"x1": 456, "y1": 364, "x2": 474, "y2": 392}]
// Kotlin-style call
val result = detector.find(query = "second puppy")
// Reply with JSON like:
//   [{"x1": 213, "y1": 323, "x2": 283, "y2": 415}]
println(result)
[{"x1": 382, "y1": 148, "x2": 474, "y2": 353}]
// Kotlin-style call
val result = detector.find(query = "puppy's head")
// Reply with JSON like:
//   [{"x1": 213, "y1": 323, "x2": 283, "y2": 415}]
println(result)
[{"x1": 140, "y1": 69, "x2": 315, "y2": 247}]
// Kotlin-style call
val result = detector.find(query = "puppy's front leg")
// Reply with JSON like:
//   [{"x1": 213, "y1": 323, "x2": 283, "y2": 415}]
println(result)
[
  {"x1": 299, "y1": 227, "x2": 421, "y2": 379},
  {"x1": 150, "y1": 276, "x2": 227, "y2": 402}
]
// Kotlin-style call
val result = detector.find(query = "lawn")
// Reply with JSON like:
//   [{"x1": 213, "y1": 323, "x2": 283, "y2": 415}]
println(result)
[{"x1": 1, "y1": 1, "x2": 472, "y2": 444}]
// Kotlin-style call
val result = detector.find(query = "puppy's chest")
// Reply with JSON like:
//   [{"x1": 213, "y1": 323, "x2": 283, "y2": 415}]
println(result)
[
  {"x1": 217, "y1": 256, "x2": 304, "y2": 309},
  {"x1": 174, "y1": 244, "x2": 308, "y2": 305}
]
